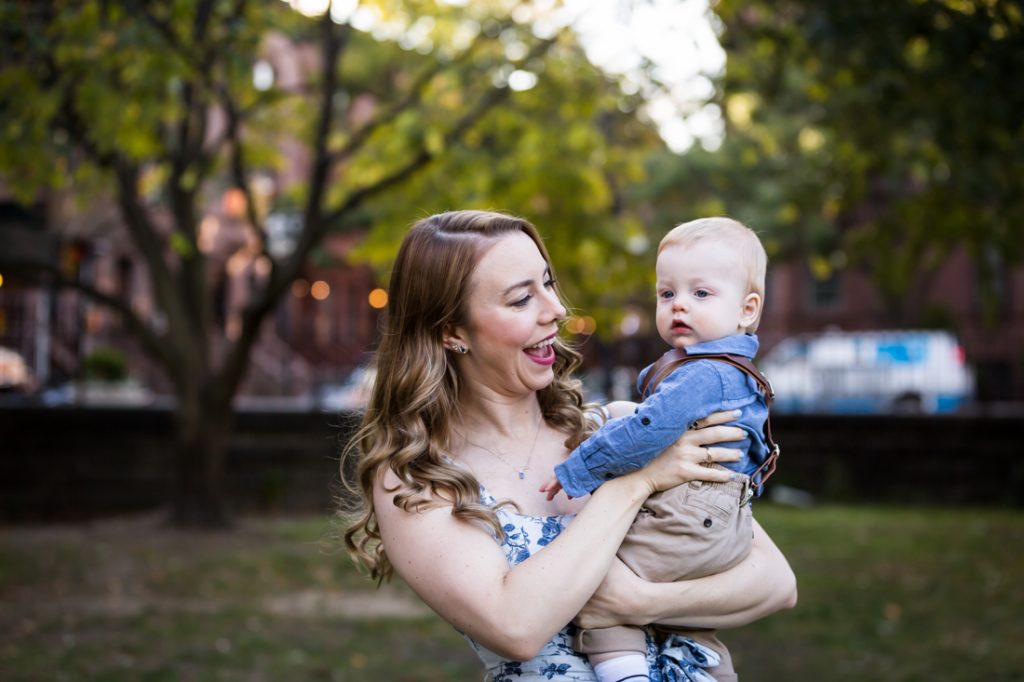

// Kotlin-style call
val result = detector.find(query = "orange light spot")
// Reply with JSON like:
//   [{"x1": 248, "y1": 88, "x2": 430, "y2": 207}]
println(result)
[
  {"x1": 368, "y1": 288, "x2": 388, "y2": 309},
  {"x1": 310, "y1": 280, "x2": 330, "y2": 300}
]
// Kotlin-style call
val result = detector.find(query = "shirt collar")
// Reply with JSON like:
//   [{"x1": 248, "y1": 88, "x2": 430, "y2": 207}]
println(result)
[{"x1": 681, "y1": 333, "x2": 759, "y2": 359}]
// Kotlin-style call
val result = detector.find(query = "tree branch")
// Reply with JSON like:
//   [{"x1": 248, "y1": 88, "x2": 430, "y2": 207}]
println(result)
[
  {"x1": 109, "y1": 159, "x2": 191, "y2": 339},
  {"x1": 6, "y1": 260, "x2": 172, "y2": 373},
  {"x1": 325, "y1": 24, "x2": 503, "y2": 166},
  {"x1": 305, "y1": 15, "x2": 351, "y2": 219},
  {"x1": 134, "y1": 3, "x2": 187, "y2": 61},
  {"x1": 320, "y1": 32, "x2": 562, "y2": 231},
  {"x1": 220, "y1": 83, "x2": 268, "y2": 256},
  {"x1": 214, "y1": 10, "x2": 350, "y2": 401},
  {"x1": 54, "y1": 84, "x2": 186, "y2": 337},
  {"x1": 217, "y1": 26, "x2": 561, "y2": 402}
]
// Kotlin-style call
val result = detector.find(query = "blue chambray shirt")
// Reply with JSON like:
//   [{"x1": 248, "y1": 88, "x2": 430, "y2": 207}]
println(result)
[{"x1": 554, "y1": 333, "x2": 770, "y2": 499}]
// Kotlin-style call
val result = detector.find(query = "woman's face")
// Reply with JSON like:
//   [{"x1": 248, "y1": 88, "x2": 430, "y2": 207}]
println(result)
[{"x1": 452, "y1": 231, "x2": 567, "y2": 398}]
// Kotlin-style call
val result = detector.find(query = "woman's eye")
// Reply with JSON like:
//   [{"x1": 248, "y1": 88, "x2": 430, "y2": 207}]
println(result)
[
  {"x1": 544, "y1": 278, "x2": 556, "y2": 288},
  {"x1": 512, "y1": 295, "x2": 532, "y2": 307}
]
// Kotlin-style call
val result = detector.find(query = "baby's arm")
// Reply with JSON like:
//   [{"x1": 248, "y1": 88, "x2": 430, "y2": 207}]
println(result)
[
  {"x1": 541, "y1": 402, "x2": 635, "y2": 500},
  {"x1": 555, "y1": 364, "x2": 726, "y2": 498}
]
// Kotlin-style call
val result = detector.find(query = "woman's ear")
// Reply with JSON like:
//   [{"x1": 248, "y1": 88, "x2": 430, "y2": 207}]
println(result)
[
  {"x1": 740, "y1": 292, "x2": 762, "y2": 330},
  {"x1": 442, "y1": 325, "x2": 470, "y2": 354}
]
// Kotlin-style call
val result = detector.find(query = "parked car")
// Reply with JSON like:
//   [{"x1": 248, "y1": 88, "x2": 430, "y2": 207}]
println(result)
[
  {"x1": 759, "y1": 330, "x2": 974, "y2": 414},
  {"x1": 316, "y1": 366, "x2": 376, "y2": 411},
  {"x1": 0, "y1": 346, "x2": 32, "y2": 392}
]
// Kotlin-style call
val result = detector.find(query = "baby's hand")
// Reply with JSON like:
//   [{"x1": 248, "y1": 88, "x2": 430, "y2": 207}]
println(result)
[{"x1": 539, "y1": 476, "x2": 565, "y2": 501}]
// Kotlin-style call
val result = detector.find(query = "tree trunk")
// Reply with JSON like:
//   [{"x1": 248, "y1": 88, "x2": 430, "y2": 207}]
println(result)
[{"x1": 171, "y1": 391, "x2": 235, "y2": 528}]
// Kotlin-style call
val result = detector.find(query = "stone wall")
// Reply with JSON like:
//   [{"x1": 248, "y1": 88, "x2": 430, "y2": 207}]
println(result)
[{"x1": 1, "y1": 406, "x2": 1020, "y2": 521}]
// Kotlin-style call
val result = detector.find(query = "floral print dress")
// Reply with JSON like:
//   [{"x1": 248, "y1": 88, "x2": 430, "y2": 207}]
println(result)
[{"x1": 462, "y1": 487, "x2": 721, "y2": 682}]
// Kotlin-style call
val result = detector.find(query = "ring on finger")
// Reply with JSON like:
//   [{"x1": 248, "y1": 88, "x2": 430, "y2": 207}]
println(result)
[{"x1": 702, "y1": 445, "x2": 712, "y2": 465}]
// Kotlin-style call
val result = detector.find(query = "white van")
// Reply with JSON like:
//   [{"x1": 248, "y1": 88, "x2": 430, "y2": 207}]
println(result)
[{"x1": 759, "y1": 330, "x2": 974, "y2": 414}]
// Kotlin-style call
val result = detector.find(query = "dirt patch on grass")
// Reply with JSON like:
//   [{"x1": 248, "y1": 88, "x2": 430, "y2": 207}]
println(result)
[
  {"x1": 0, "y1": 513, "x2": 428, "y2": 632},
  {"x1": 264, "y1": 588, "x2": 429, "y2": 618}
]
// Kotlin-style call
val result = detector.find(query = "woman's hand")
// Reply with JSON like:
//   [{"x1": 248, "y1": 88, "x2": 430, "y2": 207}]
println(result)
[
  {"x1": 628, "y1": 410, "x2": 746, "y2": 497},
  {"x1": 574, "y1": 558, "x2": 647, "y2": 629}
]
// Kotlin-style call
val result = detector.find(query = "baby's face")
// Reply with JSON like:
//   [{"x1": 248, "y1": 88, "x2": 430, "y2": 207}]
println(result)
[{"x1": 655, "y1": 239, "x2": 756, "y2": 348}]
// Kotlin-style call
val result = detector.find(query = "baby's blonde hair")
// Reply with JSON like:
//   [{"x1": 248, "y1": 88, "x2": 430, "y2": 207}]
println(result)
[{"x1": 659, "y1": 216, "x2": 768, "y2": 331}]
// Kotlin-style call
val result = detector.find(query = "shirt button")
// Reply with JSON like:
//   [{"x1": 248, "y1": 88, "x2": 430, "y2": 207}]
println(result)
[
  {"x1": 703, "y1": 518, "x2": 713, "y2": 528},
  {"x1": 640, "y1": 416, "x2": 651, "y2": 425}
]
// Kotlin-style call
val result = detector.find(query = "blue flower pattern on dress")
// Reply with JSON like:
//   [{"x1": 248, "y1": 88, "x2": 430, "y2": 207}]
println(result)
[
  {"x1": 656, "y1": 634, "x2": 721, "y2": 682},
  {"x1": 536, "y1": 516, "x2": 563, "y2": 547},
  {"x1": 540, "y1": 663, "x2": 573, "y2": 679},
  {"x1": 493, "y1": 661, "x2": 524, "y2": 681},
  {"x1": 461, "y1": 485, "x2": 717, "y2": 681},
  {"x1": 502, "y1": 522, "x2": 533, "y2": 565}
]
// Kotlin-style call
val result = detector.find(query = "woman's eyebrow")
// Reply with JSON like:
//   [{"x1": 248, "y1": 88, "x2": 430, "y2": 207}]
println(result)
[
  {"x1": 501, "y1": 268, "x2": 550, "y2": 296},
  {"x1": 502, "y1": 279, "x2": 533, "y2": 296}
]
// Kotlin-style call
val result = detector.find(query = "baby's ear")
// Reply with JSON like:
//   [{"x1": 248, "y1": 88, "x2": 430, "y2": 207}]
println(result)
[{"x1": 740, "y1": 292, "x2": 762, "y2": 328}]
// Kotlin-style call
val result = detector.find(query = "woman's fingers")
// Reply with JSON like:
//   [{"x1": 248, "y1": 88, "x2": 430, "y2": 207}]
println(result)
[
  {"x1": 636, "y1": 420, "x2": 746, "y2": 493},
  {"x1": 691, "y1": 461, "x2": 737, "y2": 483},
  {"x1": 686, "y1": 424, "x2": 746, "y2": 446},
  {"x1": 705, "y1": 446, "x2": 741, "y2": 463},
  {"x1": 691, "y1": 409, "x2": 739, "y2": 429}
]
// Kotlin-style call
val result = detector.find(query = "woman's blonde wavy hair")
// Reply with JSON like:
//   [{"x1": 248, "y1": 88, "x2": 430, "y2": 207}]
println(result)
[{"x1": 342, "y1": 210, "x2": 592, "y2": 582}]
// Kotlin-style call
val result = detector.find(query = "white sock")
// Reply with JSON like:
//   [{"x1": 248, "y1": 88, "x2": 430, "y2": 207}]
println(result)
[{"x1": 592, "y1": 654, "x2": 650, "y2": 682}]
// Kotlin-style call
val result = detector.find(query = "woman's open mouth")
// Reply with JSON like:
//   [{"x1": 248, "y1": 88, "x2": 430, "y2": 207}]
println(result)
[{"x1": 524, "y1": 336, "x2": 556, "y2": 366}]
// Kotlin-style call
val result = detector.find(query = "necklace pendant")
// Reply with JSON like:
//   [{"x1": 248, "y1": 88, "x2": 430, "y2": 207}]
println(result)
[{"x1": 518, "y1": 471, "x2": 526, "y2": 480}]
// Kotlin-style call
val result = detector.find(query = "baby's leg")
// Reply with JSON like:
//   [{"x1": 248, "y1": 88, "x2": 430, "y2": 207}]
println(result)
[
  {"x1": 577, "y1": 626, "x2": 649, "y2": 682},
  {"x1": 618, "y1": 469, "x2": 753, "y2": 582},
  {"x1": 616, "y1": 470, "x2": 753, "y2": 681},
  {"x1": 591, "y1": 654, "x2": 650, "y2": 682}
]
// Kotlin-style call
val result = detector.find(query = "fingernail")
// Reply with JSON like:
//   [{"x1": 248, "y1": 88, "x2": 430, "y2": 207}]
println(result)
[
  {"x1": 729, "y1": 473, "x2": 737, "y2": 480},
  {"x1": 731, "y1": 410, "x2": 742, "y2": 418}
]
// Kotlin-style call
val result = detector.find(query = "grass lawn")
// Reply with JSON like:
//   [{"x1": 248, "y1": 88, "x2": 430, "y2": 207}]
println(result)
[{"x1": 0, "y1": 504, "x2": 1021, "y2": 681}]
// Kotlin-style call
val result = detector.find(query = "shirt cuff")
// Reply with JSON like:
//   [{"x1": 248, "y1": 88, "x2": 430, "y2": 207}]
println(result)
[{"x1": 554, "y1": 454, "x2": 608, "y2": 498}]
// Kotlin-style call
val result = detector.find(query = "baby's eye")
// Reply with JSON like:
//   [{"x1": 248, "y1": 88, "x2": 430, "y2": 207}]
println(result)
[
  {"x1": 659, "y1": 290, "x2": 674, "y2": 300},
  {"x1": 694, "y1": 289, "x2": 710, "y2": 299}
]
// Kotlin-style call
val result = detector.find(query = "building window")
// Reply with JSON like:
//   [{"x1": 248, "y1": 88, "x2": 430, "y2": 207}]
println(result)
[{"x1": 808, "y1": 270, "x2": 841, "y2": 310}]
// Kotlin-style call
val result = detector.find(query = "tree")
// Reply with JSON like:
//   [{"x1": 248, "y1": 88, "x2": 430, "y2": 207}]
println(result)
[
  {"x1": 0, "y1": 0, "x2": 663, "y2": 525},
  {"x1": 640, "y1": 0, "x2": 1024, "y2": 324}
]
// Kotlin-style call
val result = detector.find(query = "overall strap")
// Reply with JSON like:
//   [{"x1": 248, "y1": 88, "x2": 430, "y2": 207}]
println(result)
[{"x1": 639, "y1": 347, "x2": 780, "y2": 489}]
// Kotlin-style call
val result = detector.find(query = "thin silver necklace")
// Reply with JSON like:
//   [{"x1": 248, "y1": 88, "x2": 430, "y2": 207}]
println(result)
[{"x1": 457, "y1": 413, "x2": 543, "y2": 480}]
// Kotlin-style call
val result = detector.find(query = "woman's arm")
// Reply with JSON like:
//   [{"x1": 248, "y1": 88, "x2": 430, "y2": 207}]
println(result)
[
  {"x1": 374, "y1": 466, "x2": 648, "y2": 661},
  {"x1": 374, "y1": 420, "x2": 745, "y2": 661},
  {"x1": 574, "y1": 518, "x2": 797, "y2": 630}
]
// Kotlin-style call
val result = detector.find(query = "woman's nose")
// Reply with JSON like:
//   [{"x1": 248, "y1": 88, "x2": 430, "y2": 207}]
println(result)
[{"x1": 542, "y1": 289, "x2": 566, "y2": 322}]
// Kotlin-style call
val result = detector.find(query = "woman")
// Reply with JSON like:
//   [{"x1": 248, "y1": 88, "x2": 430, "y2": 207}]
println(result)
[{"x1": 344, "y1": 210, "x2": 796, "y2": 681}]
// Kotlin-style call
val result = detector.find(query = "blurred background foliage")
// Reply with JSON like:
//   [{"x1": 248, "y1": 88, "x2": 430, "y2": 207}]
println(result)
[
  {"x1": 1, "y1": 0, "x2": 1022, "y2": 523},
  {"x1": 2, "y1": 0, "x2": 1021, "y2": 334},
  {"x1": 647, "y1": 0, "x2": 1024, "y2": 324}
]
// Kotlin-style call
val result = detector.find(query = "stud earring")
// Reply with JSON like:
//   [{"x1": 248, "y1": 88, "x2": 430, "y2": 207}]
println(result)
[{"x1": 454, "y1": 344, "x2": 468, "y2": 354}]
